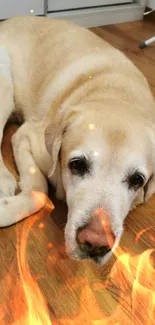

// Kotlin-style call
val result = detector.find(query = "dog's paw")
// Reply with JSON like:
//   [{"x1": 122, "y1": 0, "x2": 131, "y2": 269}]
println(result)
[
  {"x1": 0, "y1": 167, "x2": 17, "y2": 197},
  {"x1": 0, "y1": 192, "x2": 49, "y2": 227}
]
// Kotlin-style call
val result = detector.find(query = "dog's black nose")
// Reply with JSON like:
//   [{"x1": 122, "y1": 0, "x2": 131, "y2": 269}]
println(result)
[{"x1": 80, "y1": 241, "x2": 111, "y2": 258}]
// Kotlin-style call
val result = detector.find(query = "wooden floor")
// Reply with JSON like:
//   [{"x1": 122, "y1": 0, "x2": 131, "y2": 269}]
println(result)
[{"x1": 0, "y1": 16, "x2": 155, "y2": 325}]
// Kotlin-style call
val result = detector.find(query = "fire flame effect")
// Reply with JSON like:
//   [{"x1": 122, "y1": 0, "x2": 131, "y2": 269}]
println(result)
[
  {"x1": 111, "y1": 249, "x2": 155, "y2": 325},
  {"x1": 11, "y1": 192, "x2": 54, "y2": 325},
  {"x1": 1, "y1": 192, "x2": 155, "y2": 325}
]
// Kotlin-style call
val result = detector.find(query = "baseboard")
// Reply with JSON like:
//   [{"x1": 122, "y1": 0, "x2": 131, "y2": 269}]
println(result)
[{"x1": 47, "y1": 3, "x2": 145, "y2": 28}]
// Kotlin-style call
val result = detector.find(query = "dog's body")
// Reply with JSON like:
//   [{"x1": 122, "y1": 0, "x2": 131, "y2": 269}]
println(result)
[{"x1": 0, "y1": 16, "x2": 155, "y2": 264}]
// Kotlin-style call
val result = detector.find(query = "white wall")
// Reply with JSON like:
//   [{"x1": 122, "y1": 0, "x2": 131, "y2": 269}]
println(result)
[
  {"x1": 147, "y1": 0, "x2": 155, "y2": 8},
  {"x1": 0, "y1": 0, "x2": 45, "y2": 20}
]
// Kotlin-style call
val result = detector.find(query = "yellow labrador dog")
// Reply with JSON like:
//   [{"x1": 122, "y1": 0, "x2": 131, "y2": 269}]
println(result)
[{"x1": 0, "y1": 16, "x2": 154, "y2": 264}]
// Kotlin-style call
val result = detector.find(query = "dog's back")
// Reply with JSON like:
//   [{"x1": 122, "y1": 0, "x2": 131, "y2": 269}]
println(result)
[{"x1": 0, "y1": 16, "x2": 154, "y2": 123}]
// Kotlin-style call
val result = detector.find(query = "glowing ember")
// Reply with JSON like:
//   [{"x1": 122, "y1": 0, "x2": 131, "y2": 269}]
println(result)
[
  {"x1": 29, "y1": 167, "x2": 36, "y2": 174},
  {"x1": 88, "y1": 123, "x2": 95, "y2": 130},
  {"x1": 101, "y1": 220, "x2": 105, "y2": 226},
  {"x1": 39, "y1": 222, "x2": 44, "y2": 229},
  {"x1": 94, "y1": 209, "x2": 99, "y2": 215},
  {"x1": 94, "y1": 151, "x2": 99, "y2": 157},
  {"x1": 48, "y1": 242, "x2": 53, "y2": 248}
]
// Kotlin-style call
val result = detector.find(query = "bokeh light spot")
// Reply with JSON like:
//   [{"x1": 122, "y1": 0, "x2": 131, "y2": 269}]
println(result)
[
  {"x1": 48, "y1": 242, "x2": 53, "y2": 248},
  {"x1": 29, "y1": 167, "x2": 36, "y2": 174},
  {"x1": 88, "y1": 123, "x2": 95, "y2": 130},
  {"x1": 38, "y1": 222, "x2": 44, "y2": 229}
]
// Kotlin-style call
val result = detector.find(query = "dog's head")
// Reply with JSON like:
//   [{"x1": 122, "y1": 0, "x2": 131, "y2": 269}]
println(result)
[{"x1": 45, "y1": 102, "x2": 155, "y2": 264}]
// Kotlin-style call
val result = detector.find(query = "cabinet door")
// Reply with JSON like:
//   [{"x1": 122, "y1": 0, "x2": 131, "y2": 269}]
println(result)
[
  {"x1": 48, "y1": 0, "x2": 133, "y2": 12},
  {"x1": 0, "y1": 0, "x2": 45, "y2": 20}
]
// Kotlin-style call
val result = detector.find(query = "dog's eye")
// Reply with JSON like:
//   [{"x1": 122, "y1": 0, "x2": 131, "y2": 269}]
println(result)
[
  {"x1": 128, "y1": 173, "x2": 145, "y2": 190},
  {"x1": 69, "y1": 157, "x2": 88, "y2": 176}
]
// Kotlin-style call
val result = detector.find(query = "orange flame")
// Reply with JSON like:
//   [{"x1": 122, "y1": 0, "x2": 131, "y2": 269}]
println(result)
[
  {"x1": 135, "y1": 225, "x2": 155, "y2": 243},
  {"x1": 110, "y1": 249, "x2": 155, "y2": 325},
  {"x1": 1, "y1": 191, "x2": 155, "y2": 325},
  {"x1": 131, "y1": 249, "x2": 155, "y2": 325},
  {"x1": 12, "y1": 191, "x2": 54, "y2": 325}
]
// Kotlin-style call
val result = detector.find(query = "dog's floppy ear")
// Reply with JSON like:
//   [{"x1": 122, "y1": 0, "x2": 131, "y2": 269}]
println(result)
[
  {"x1": 45, "y1": 106, "x2": 77, "y2": 178},
  {"x1": 45, "y1": 117, "x2": 64, "y2": 178},
  {"x1": 45, "y1": 107, "x2": 77, "y2": 199},
  {"x1": 45, "y1": 107, "x2": 71, "y2": 199},
  {"x1": 45, "y1": 114, "x2": 65, "y2": 199}
]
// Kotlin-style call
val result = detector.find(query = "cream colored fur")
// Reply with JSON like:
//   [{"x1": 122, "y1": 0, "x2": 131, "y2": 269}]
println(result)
[{"x1": 0, "y1": 16, "x2": 155, "y2": 264}]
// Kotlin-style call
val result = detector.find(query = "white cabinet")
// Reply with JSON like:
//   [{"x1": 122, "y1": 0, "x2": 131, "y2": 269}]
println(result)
[
  {"x1": 147, "y1": 0, "x2": 155, "y2": 8},
  {"x1": 47, "y1": 0, "x2": 146, "y2": 27},
  {"x1": 48, "y1": 0, "x2": 133, "y2": 12},
  {"x1": 0, "y1": 0, "x2": 45, "y2": 20},
  {"x1": 0, "y1": 0, "x2": 146, "y2": 29}
]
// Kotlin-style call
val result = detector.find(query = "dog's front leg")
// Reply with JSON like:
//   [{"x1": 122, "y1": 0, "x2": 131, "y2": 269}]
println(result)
[
  {"x1": 0, "y1": 122, "x2": 49, "y2": 227},
  {"x1": 11, "y1": 122, "x2": 48, "y2": 195}
]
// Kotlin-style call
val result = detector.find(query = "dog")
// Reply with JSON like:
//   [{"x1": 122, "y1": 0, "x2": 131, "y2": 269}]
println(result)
[{"x1": 0, "y1": 16, "x2": 154, "y2": 264}]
